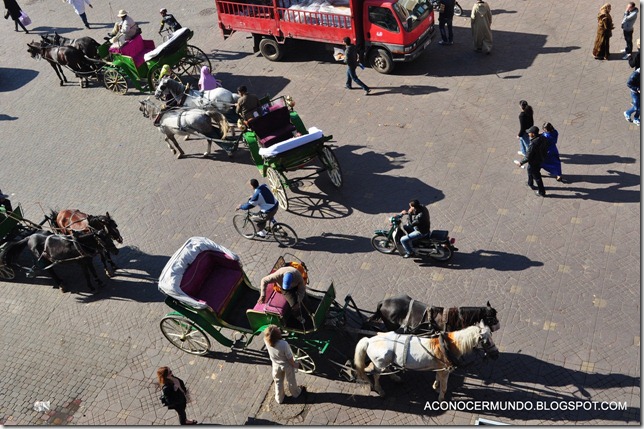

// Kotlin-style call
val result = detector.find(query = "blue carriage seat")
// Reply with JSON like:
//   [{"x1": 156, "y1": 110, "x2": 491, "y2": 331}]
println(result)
[{"x1": 179, "y1": 250, "x2": 243, "y2": 314}]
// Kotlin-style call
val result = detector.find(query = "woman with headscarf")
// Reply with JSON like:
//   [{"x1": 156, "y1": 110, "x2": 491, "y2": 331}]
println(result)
[
  {"x1": 198, "y1": 66, "x2": 220, "y2": 92},
  {"x1": 540, "y1": 122, "x2": 563, "y2": 182},
  {"x1": 471, "y1": 0, "x2": 492, "y2": 54},
  {"x1": 3, "y1": 0, "x2": 28, "y2": 33},
  {"x1": 592, "y1": 3, "x2": 614, "y2": 60}
]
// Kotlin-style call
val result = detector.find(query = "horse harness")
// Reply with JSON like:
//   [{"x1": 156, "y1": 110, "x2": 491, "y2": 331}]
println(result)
[
  {"x1": 37, "y1": 232, "x2": 108, "y2": 269},
  {"x1": 393, "y1": 332, "x2": 457, "y2": 373}
]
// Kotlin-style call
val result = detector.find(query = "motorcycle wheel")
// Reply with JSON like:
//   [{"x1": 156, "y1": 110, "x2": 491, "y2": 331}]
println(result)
[
  {"x1": 454, "y1": 3, "x2": 463, "y2": 16},
  {"x1": 371, "y1": 235, "x2": 396, "y2": 254},
  {"x1": 429, "y1": 245, "x2": 453, "y2": 261}
]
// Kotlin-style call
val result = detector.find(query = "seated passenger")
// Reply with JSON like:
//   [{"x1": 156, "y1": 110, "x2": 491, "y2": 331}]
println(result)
[
  {"x1": 198, "y1": 66, "x2": 221, "y2": 92},
  {"x1": 108, "y1": 9, "x2": 140, "y2": 48}
]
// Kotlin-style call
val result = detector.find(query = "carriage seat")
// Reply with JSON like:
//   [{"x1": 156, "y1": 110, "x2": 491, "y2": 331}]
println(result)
[
  {"x1": 248, "y1": 106, "x2": 296, "y2": 148},
  {"x1": 179, "y1": 251, "x2": 243, "y2": 314},
  {"x1": 252, "y1": 282, "x2": 290, "y2": 317},
  {"x1": 258, "y1": 127, "x2": 323, "y2": 157},
  {"x1": 144, "y1": 27, "x2": 191, "y2": 63},
  {"x1": 109, "y1": 34, "x2": 155, "y2": 68}
]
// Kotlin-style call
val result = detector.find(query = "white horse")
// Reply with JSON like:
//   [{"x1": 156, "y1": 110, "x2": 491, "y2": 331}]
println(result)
[
  {"x1": 154, "y1": 76, "x2": 240, "y2": 118},
  {"x1": 139, "y1": 98, "x2": 233, "y2": 159},
  {"x1": 354, "y1": 321, "x2": 499, "y2": 400}
]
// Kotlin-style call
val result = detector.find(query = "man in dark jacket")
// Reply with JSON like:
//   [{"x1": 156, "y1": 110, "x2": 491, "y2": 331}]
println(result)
[
  {"x1": 438, "y1": 0, "x2": 455, "y2": 45},
  {"x1": 519, "y1": 126, "x2": 548, "y2": 197},
  {"x1": 400, "y1": 199, "x2": 431, "y2": 258},
  {"x1": 343, "y1": 37, "x2": 370, "y2": 95}
]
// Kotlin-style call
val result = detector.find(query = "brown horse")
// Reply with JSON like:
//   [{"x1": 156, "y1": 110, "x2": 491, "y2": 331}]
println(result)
[
  {"x1": 50, "y1": 209, "x2": 123, "y2": 276},
  {"x1": 27, "y1": 41, "x2": 94, "y2": 87}
]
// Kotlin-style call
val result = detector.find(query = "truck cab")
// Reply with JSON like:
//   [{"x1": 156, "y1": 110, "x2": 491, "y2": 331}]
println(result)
[{"x1": 361, "y1": 0, "x2": 435, "y2": 73}]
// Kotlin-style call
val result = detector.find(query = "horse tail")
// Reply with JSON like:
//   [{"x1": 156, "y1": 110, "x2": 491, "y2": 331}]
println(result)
[
  {"x1": 210, "y1": 111, "x2": 229, "y2": 138},
  {"x1": 353, "y1": 337, "x2": 370, "y2": 382}
]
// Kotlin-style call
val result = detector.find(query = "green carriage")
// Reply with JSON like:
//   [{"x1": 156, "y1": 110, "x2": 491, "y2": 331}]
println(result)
[
  {"x1": 0, "y1": 205, "x2": 45, "y2": 279},
  {"x1": 241, "y1": 96, "x2": 343, "y2": 210},
  {"x1": 97, "y1": 27, "x2": 211, "y2": 94}
]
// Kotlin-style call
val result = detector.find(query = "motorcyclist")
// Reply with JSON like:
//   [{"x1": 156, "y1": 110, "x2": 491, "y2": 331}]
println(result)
[
  {"x1": 236, "y1": 178, "x2": 278, "y2": 237},
  {"x1": 399, "y1": 199, "x2": 431, "y2": 258}
]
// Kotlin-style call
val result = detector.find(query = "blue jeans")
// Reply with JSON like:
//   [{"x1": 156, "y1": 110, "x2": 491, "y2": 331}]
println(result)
[
  {"x1": 439, "y1": 19, "x2": 453, "y2": 42},
  {"x1": 401, "y1": 229, "x2": 423, "y2": 255},
  {"x1": 346, "y1": 67, "x2": 369, "y2": 91},
  {"x1": 518, "y1": 132, "x2": 530, "y2": 155},
  {"x1": 626, "y1": 90, "x2": 640, "y2": 121}
]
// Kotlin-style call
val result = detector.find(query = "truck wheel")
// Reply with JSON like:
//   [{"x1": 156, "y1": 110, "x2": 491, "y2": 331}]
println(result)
[
  {"x1": 368, "y1": 49, "x2": 394, "y2": 74},
  {"x1": 259, "y1": 38, "x2": 284, "y2": 61}
]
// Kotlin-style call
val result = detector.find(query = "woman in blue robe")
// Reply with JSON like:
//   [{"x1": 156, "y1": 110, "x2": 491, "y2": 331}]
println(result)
[{"x1": 540, "y1": 122, "x2": 563, "y2": 182}]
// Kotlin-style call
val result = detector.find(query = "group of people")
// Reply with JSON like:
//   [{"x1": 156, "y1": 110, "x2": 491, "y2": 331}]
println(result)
[
  {"x1": 592, "y1": 2, "x2": 639, "y2": 60},
  {"x1": 436, "y1": 0, "x2": 492, "y2": 53}
]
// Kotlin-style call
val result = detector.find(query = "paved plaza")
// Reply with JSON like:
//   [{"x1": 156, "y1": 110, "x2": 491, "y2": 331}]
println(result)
[{"x1": 0, "y1": 0, "x2": 640, "y2": 425}]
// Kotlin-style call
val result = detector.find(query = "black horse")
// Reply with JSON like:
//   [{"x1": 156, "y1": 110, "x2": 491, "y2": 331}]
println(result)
[
  {"x1": 366, "y1": 295, "x2": 500, "y2": 335},
  {"x1": 8, "y1": 229, "x2": 118, "y2": 293},
  {"x1": 27, "y1": 41, "x2": 94, "y2": 87},
  {"x1": 40, "y1": 32, "x2": 101, "y2": 60}
]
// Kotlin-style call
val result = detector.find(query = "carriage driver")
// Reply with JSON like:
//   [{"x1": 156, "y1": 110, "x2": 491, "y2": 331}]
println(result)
[
  {"x1": 107, "y1": 9, "x2": 139, "y2": 47},
  {"x1": 400, "y1": 199, "x2": 431, "y2": 258},
  {"x1": 236, "y1": 179, "x2": 278, "y2": 238},
  {"x1": 0, "y1": 190, "x2": 13, "y2": 214},
  {"x1": 259, "y1": 267, "x2": 307, "y2": 324}
]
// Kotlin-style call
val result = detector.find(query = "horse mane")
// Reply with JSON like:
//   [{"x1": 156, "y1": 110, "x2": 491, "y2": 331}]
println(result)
[
  {"x1": 445, "y1": 307, "x2": 462, "y2": 330},
  {"x1": 448, "y1": 325, "x2": 482, "y2": 356}
]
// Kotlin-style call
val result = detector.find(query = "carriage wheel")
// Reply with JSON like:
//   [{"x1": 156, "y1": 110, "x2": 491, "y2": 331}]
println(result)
[
  {"x1": 103, "y1": 68, "x2": 128, "y2": 94},
  {"x1": 0, "y1": 265, "x2": 15, "y2": 280},
  {"x1": 272, "y1": 223, "x2": 298, "y2": 247},
  {"x1": 320, "y1": 146, "x2": 343, "y2": 188},
  {"x1": 291, "y1": 346, "x2": 316, "y2": 374},
  {"x1": 233, "y1": 214, "x2": 257, "y2": 239},
  {"x1": 160, "y1": 316, "x2": 211, "y2": 355},
  {"x1": 266, "y1": 168, "x2": 289, "y2": 211},
  {"x1": 148, "y1": 66, "x2": 183, "y2": 92},
  {"x1": 174, "y1": 55, "x2": 205, "y2": 78},
  {"x1": 186, "y1": 45, "x2": 212, "y2": 71}
]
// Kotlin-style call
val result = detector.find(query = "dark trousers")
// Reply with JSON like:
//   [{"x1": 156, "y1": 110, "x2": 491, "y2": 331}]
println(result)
[
  {"x1": 79, "y1": 12, "x2": 89, "y2": 27},
  {"x1": 172, "y1": 403, "x2": 188, "y2": 425},
  {"x1": 527, "y1": 164, "x2": 546, "y2": 195},
  {"x1": 624, "y1": 30, "x2": 634, "y2": 54},
  {"x1": 12, "y1": 17, "x2": 28, "y2": 32},
  {"x1": 439, "y1": 19, "x2": 453, "y2": 42},
  {"x1": 346, "y1": 67, "x2": 369, "y2": 91},
  {"x1": 251, "y1": 205, "x2": 278, "y2": 230}
]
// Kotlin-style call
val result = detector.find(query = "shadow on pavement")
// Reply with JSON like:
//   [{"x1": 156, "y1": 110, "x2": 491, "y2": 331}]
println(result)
[
  {"x1": 560, "y1": 154, "x2": 637, "y2": 165},
  {"x1": 427, "y1": 249, "x2": 544, "y2": 271},
  {"x1": 214, "y1": 73, "x2": 290, "y2": 102},
  {"x1": 0, "y1": 67, "x2": 39, "y2": 92},
  {"x1": 299, "y1": 232, "x2": 372, "y2": 254},
  {"x1": 546, "y1": 170, "x2": 640, "y2": 203}
]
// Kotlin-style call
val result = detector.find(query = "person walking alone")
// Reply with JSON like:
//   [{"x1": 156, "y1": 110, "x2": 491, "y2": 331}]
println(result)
[
  {"x1": 342, "y1": 37, "x2": 370, "y2": 95},
  {"x1": 620, "y1": 2, "x2": 638, "y2": 60},
  {"x1": 518, "y1": 126, "x2": 549, "y2": 197},
  {"x1": 592, "y1": 3, "x2": 614, "y2": 60},
  {"x1": 438, "y1": 0, "x2": 455, "y2": 45},
  {"x1": 471, "y1": 0, "x2": 492, "y2": 54},
  {"x1": 66, "y1": 0, "x2": 92, "y2": 29},
  {"x1": 517, "y1": 100, "x2": 534, "y2": 157},
  {"x1": 624, "y1": 67, "x2": 640, "y2": 126},
  {"x1": 264, "y1": 324, "x2": 305, "y2": 404},
  {"x1": 3, "y1": 0, "x2": 28, "y2": 33},
  {"x1": 157, "y1": 367, "x2": 197, "y2": 425}
]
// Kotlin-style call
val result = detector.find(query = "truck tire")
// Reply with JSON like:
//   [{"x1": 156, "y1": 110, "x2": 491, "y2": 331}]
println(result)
[
  {"x1": 368, "y1": 48, "x2": 394, "y2": 74},
  {"x1": 259, "y1": 38, "x2": 284, "y2": 61}
]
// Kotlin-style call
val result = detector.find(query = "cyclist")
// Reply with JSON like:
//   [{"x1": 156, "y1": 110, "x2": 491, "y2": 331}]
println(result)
[
  {"x1": 237, "y1": 179, "x2": 278, "y2": 237},
  {"x1": 159, "y1": 8, "x2": 182, "y2": 36}
]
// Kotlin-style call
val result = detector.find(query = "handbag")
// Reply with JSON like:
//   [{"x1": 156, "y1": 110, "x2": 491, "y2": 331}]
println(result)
[{"x1": 18, "y1": 11, "x2": 31, "y2": 27}]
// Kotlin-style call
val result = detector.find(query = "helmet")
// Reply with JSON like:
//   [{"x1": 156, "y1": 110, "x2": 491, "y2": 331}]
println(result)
[
  {"x1": 282, "y1": 272, "x2": 293, "y2": 290},
  {"x1": 160, "y1": 8, "x2": 167, "y2": 14}
]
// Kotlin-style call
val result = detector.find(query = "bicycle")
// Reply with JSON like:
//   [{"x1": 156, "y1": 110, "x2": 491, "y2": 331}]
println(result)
[
  {"x1": 233, "y1": 209, "x2": 298, "y2": 247},
  {"x1": 159, "y1": 27, "x2": 174, "y2": 42}
]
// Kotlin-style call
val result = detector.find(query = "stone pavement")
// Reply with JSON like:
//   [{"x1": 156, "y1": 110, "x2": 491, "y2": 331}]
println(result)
[{"x1": 0, "y1": 0, "x2": 639, "y2": 425}]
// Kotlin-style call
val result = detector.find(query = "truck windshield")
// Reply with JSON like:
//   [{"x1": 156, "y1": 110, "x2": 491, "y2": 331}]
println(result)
[{"x1": 392, "y1": 0, "x2": 431, "y2": 32}]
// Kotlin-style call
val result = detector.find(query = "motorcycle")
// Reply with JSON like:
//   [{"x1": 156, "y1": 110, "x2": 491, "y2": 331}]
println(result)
[
  {"x1": 371, "y1": 214, "x2": 458, "y2": 261},
  {"x1": 430, "y1": 0, "x2": 463, "y2": 16}
]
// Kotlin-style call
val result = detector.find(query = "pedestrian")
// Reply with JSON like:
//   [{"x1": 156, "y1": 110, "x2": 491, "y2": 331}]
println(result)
[
  {"x1": 592, "y1": 3, "x2": 614, "y2": 60},
  {"x1": 66, "y1": 0, "x2": 92, "y2": 29},
  {"x1": 343, "y1": 37, "x2": 370, "y2": 95},
  {"x1": 624, "y1": 67, "x2": 640, "y2": 126},
  {"x1": 471, "y1": 0, "x2": 492, "y2": 54},
  {"x1": 3, "y1": 0, "x2": 28, "y2": 33},
  {"x1": 438, "y1": 0, "x2": 455, "y2": 45},
  {"x1": 518, "y1": 126, "x2": 548, "y2": 197},
  {"x1": 263, "y1": 324, "x2": 305, "y2": 404},
  {"x1": 540, "y1": 122, "x2": 563, "y2": 182},
  {"x1": 517, "y1": 100, "x2": 534, "y2": 157},
  {"x1": 620, "y1": 2, "x2": 638, "y2": 59},
  {"x1": 157, "y1": 367, "x2": 198, "y2": 425},
  {"x1": 628, "y1": 38, "x2": 640, "y2": 68}
]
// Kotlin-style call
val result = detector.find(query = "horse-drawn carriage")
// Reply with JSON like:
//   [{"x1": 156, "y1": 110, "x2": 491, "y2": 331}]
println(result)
[
  {"x1": 158, "y1": 237, "x2": 501, "y2": 394},
  {"x1": 98, "y1": 27, "x2": 211, "y2": 94},
  {"x1": 242, "y1": 96, "x2": 343, "y2": 210}
]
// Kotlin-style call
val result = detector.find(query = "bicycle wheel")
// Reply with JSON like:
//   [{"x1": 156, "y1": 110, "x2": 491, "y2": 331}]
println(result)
[
  {"x1": 233, "y1": 214, "x2": 256, "y2": 239},
  {"x1": 272, "y1": 222, "x2": 298, "y2": 247}
]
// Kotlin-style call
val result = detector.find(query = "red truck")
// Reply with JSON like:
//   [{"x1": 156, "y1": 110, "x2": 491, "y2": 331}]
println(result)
[{"x1": 215, "y1": 0, "x2": 435, "y2": 74}]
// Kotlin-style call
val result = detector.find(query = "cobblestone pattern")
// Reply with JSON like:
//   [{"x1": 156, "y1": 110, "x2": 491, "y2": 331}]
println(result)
[{"x1": 0, "y1": 0, "x2": 639, "y2": 425}]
